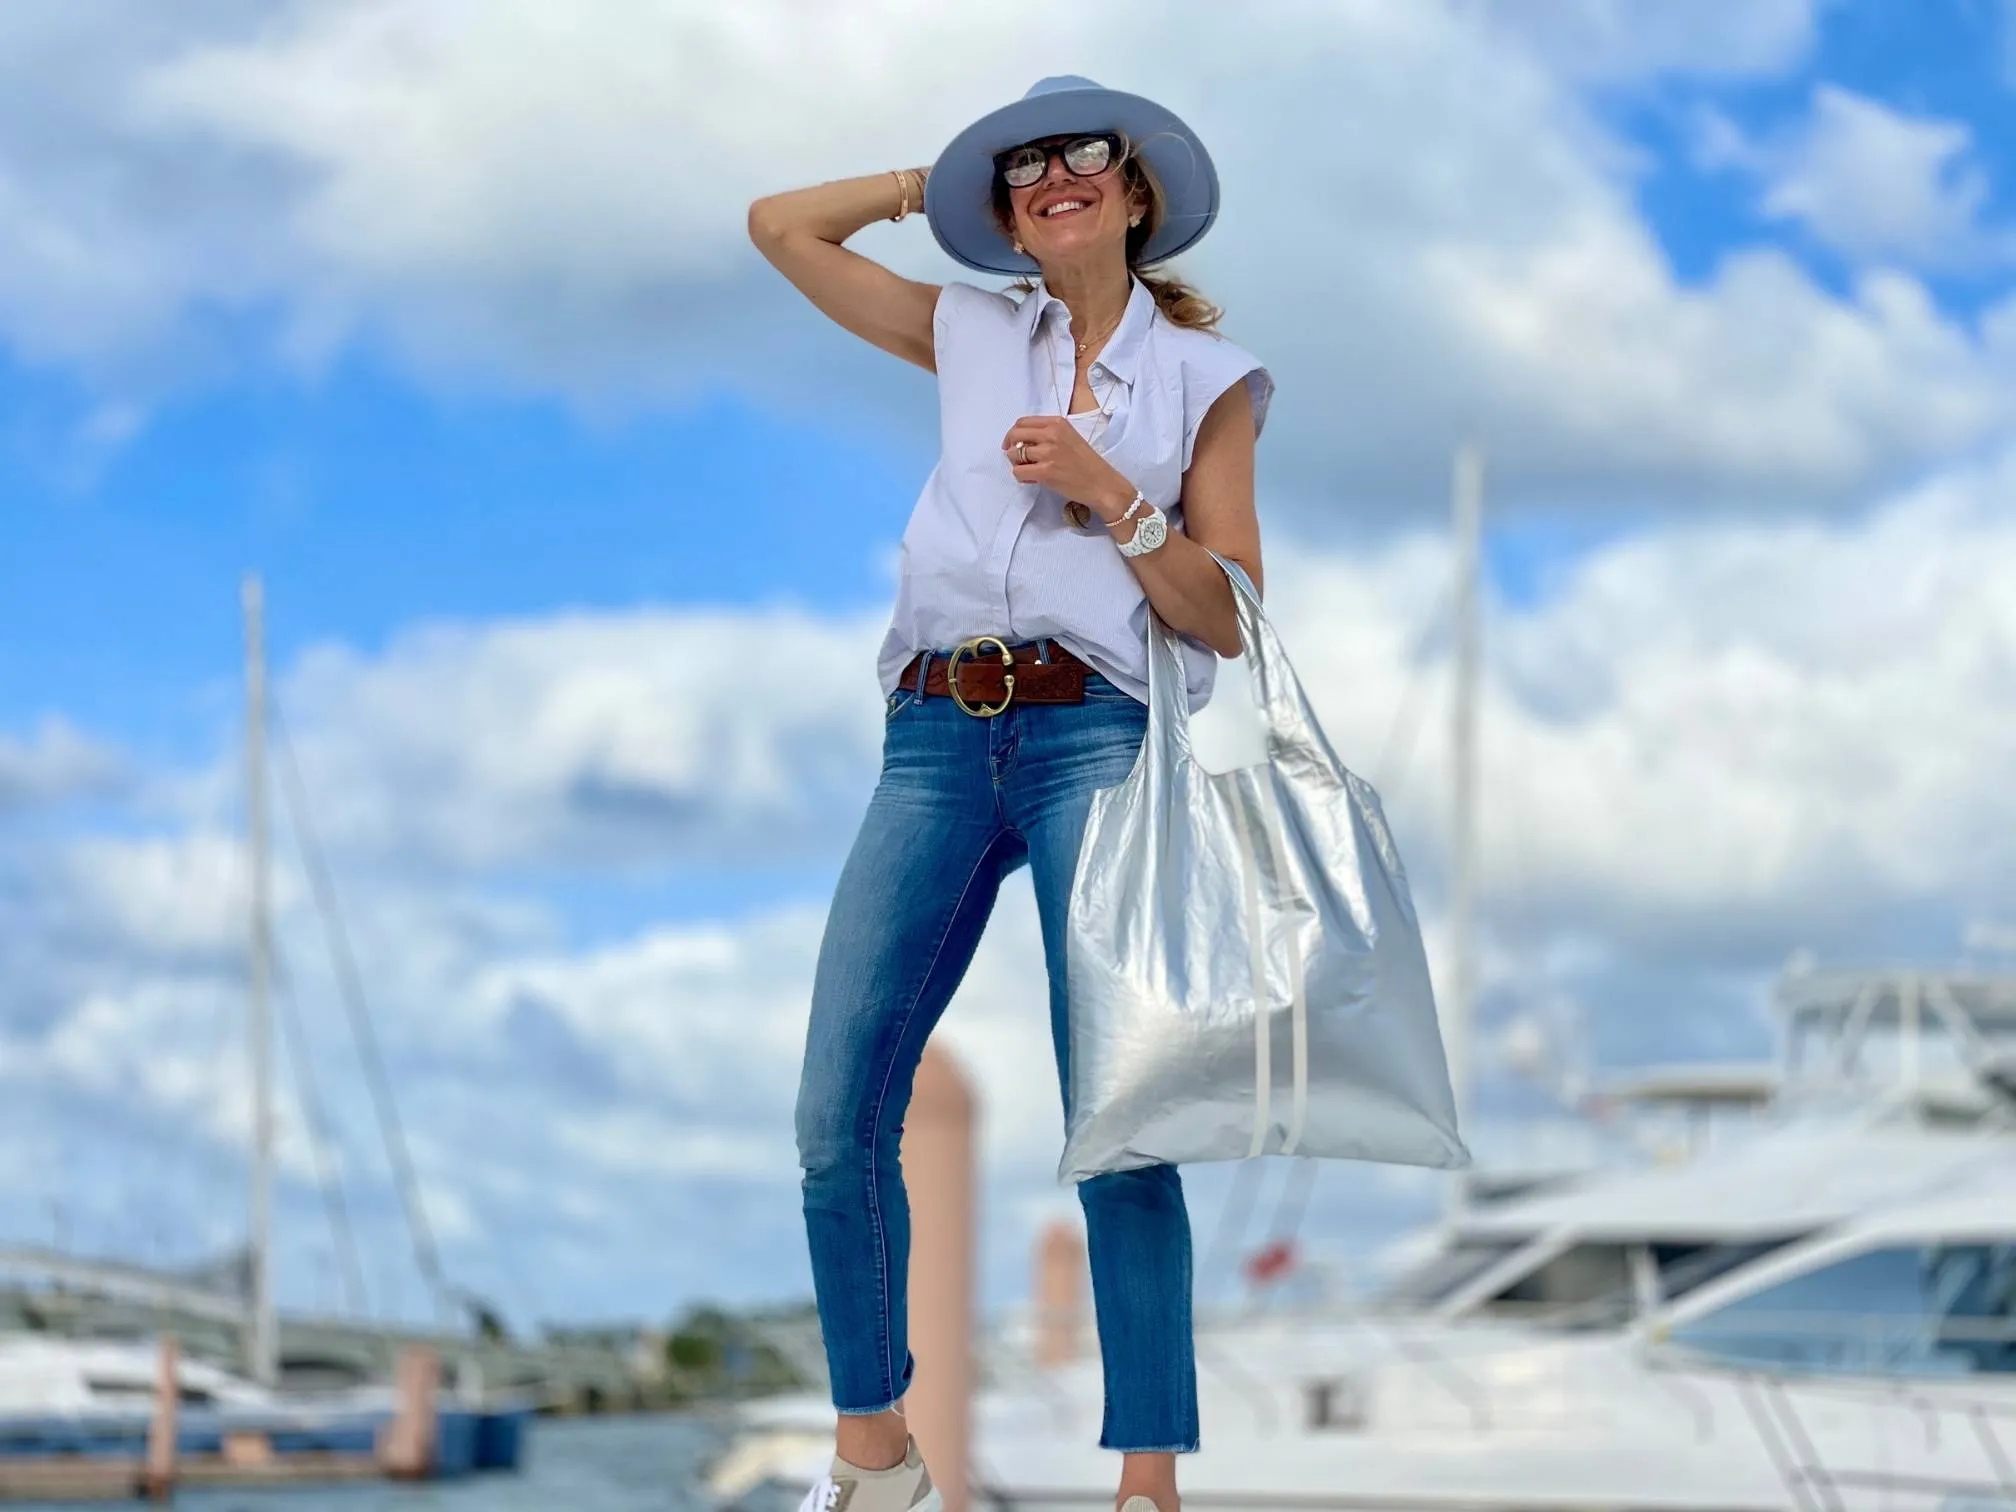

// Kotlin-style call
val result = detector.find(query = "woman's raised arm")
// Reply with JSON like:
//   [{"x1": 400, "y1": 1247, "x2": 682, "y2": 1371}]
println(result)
[{"x1": 748, "y1": 170, "x2": 942, "y2": 372}]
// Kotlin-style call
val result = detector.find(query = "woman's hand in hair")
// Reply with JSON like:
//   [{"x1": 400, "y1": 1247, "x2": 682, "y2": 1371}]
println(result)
[
  {"x1": 748, "y1": 171, "x2": 940, "y2": 371},
  {"x1": 1001, "y1": 416, "x2": 1137, "y2": 522}
]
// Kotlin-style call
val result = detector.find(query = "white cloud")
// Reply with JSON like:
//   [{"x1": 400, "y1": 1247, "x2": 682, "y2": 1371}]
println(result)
[
  {"x1": 0, "y1": 979, "x2": 327, "y2": 1189},
  {"x1": 1747, "y1": 86, "x2": 2016, "y2": 271},
  {"x1": 411, "y1": 1180, "x2": 479, "y2": 1248},
  {"x1": 1477, "y1": 0, "x2": 1819, "y2": 82},
  {"x1": 468, "y1": 906, "x2": 823, "y2": 1111},
  {"x1": 1267, "y1": 448, "x2": 2016, "y2": 954},
  {"x1": 0, "y1": 2, "x2": 278, "y2": 375},
  {"x1": 1699, "y1": 85, "x2": 2016, "y2": 276},
  {"x1": 459, "y1": 882, "x2": 1071, "y2": 1183},
  {"x1": 261, "y1": 450, "x2": 2013, "y2": 955},
  {"x1": 0, "y1": 718, "x2": 123, "y2": 810},
  {"x1": 275, "y1": 605, "x2": 888, "y2": 871},
  {"x1": 551, "y1": 1110, "x2": 793, "y2": 1183},
  {"x1": 0, "y1": 1, "x2": 2007, "y2": 513},
  {"x1": 56, "y1": 830, "x2": 248, "y2": 958}
]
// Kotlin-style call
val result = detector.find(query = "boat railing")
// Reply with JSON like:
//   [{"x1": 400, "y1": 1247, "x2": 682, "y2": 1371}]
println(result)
[
  {"x1": 1726, "y1": 1366, "x2": 2016, "y2": 1512},
  {"x1": 1194, "y1": 1301, "x2": 1505, "y2": 1435},
  {"x1": 1631, "y1": 1311, "x2": 2016, "y2": 1512},
  {"x1": 978, "y1": 1295, "x2": 1505, "y2": 1438},
  {"x1": 1312, "y1": 1304, "x2": 2016, "y2": 1504}
]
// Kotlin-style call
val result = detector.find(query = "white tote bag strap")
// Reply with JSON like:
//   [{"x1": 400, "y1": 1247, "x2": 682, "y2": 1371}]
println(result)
[
  {"x1": 1143, "y1": 552, "x2": 1320, "y2": 1159},
  {"x1": 1208, "y1": 553, "x2": 1317, "y2": 1154},
  {"x1": 1228, "y1": 795, "x2": 1272, "y2": 1158},
  {"x1": 1253, "y1": 778, "x2": 1309, "y2": 1154},
  {"x1": 1227, "y1": 773, "x2": 1311, "y2": 1159}
]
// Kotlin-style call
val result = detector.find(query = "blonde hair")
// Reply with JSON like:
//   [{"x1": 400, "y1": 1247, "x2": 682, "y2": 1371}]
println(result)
[{"x1": 991, "y1": 133, "x2": 1223, "y2": 332}]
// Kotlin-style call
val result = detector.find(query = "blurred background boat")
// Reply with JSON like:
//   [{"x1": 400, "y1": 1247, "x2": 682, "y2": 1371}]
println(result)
[{"x1": 709, "y1": 963, "x2": 2016, "y2": 1512}]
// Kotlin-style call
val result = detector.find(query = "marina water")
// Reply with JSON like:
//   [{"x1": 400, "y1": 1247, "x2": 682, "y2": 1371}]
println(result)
[{"x1": 7, "y1": 1417, "x2": 726, "y2": 1512}]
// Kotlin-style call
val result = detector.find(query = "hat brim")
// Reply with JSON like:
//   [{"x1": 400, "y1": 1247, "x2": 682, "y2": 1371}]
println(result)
[{"x1": 924, "y1": 85, "x2": 1219, "y2": 277}]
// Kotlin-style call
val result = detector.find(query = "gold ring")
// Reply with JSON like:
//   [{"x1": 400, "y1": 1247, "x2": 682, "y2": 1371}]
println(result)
[
  {"x1": 1013, "y1": 441, "x2": 1028, "y2": 464},
  {"x1": 946, "y1": 635, "x2": 1015, "y2": 718}
]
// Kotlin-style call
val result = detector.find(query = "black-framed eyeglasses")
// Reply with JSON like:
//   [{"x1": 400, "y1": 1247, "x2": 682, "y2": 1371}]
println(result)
[{"x1": 994, "y1": 132, "x2": 1125, "y2": 190}]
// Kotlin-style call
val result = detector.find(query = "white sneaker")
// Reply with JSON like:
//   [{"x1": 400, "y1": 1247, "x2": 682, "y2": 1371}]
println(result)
[{"x1": 798, "y1": 1436, "x2": 941, "y2": 1512}]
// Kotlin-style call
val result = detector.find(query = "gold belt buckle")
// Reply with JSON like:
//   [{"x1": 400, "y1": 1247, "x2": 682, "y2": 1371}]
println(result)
[{"x1": 946, "y1": 635, "x2": 1015, "y2": 718}]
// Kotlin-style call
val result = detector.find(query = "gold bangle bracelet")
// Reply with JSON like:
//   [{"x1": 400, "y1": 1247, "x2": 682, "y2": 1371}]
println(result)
[{"x1": 888, "y1": 167, "x2": 927, "y2": 222}]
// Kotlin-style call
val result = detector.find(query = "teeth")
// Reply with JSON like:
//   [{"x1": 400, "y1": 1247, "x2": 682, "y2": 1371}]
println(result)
[{"x1": 1042, "y1": 200, "x2": 1088, "y2": 217}]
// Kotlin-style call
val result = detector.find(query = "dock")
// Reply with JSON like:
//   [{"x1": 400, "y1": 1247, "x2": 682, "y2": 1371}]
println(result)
[
  {"x1": 0, "y1": 1245, "x2": 650, "y2": 1413},
  {"x1": 0, "y1": 1338, "x2": 528, "y2": 1503}
]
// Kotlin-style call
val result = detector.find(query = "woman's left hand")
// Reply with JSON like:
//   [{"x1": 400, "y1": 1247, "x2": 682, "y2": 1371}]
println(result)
[{"x1": 1003, "y1": 416, "x2": 1132, "y2": 523}]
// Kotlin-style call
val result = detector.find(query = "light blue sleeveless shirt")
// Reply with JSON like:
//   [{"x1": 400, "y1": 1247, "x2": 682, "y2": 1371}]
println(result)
[{"x1": 876, "y1": 276, "x2": 1273, "y2": 707}]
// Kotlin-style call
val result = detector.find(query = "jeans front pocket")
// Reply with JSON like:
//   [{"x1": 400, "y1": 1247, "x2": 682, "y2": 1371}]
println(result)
[{"x1": 1079, "y1": 672, "x2": 1144, "y2": 706}]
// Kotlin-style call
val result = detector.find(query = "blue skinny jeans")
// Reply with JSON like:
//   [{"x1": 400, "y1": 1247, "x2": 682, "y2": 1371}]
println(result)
[{"x1": 794, "y1": 652, "x2": 1199, "y2": 1454}]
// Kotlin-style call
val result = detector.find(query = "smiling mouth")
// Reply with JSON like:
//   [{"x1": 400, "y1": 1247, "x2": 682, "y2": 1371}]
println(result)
[{"x1": 1038, "y1": 198, "x2": 1093, "y2": 219}]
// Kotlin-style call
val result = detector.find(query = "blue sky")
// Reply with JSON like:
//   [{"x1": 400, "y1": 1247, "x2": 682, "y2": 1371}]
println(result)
[
  {"x1": 1, "y1": 357, "x2": 921, "y2": 755},
  {"x1": 1620, "y1": 0, "x2": 2016, "y2": 303},
  {"x1": 4, "y1": 0, "x2": 2015, "y2": 1333}
]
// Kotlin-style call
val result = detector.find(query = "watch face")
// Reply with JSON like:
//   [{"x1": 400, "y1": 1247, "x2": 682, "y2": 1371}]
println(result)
[{"x1": 1134, "y1": 513, "x2": 1169, "y2": 552}]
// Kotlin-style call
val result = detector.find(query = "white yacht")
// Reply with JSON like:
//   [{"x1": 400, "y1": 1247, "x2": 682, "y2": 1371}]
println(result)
[
  {"x1": 0, "y1": 1337, "x2": 276, "y2": 1417},
  {"x1": 708, "y1": 966, "x2": 2016, "y2": 1512}
]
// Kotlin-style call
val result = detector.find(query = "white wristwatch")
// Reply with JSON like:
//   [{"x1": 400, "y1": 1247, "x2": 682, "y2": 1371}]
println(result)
[{"x1": 1115, "y1": 491, "x2": 1169, "y2": 558}]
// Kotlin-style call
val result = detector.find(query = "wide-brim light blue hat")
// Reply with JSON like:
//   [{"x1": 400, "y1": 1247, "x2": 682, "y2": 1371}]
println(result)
[{"x1": 924, "y1": 75, "x2": 1219, "y2": 277}]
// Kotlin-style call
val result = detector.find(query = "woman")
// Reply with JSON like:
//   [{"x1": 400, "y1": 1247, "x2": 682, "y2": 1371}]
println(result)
[{"x1": 749, "y1": 75, "x2": 1271, "y2": 1512}]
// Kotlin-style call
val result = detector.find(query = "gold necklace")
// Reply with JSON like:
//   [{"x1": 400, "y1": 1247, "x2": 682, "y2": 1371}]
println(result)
[{"x1": 1073, "y1": 308, "x2": 1124, "y2": 357}]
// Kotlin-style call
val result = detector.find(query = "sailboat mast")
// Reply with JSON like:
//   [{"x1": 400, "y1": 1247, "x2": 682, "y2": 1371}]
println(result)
[
  {"x1": 1447, "y1": 443, "x2": 1483, "y2": 1219},
  {"x1": 243, "y1": 575, "x2": 278, "y2": 1387}
]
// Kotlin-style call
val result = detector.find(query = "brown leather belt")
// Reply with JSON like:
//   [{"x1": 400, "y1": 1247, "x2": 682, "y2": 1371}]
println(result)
[{"x1": 898, "y1": 637, "x2": 1087, "y2": 716}]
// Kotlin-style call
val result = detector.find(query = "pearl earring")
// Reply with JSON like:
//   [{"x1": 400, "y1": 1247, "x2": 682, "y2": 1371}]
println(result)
[
  {"x1": 1012, "y1": 239, "x2": 1023, "y2": 254},
  {"x1": 1129, "y1": 215, "x2": 1141, "y2": 227}
]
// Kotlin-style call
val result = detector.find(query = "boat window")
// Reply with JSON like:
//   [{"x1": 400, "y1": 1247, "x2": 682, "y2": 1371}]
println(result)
[
  {"x1": 1671, "y1": 1243, "x2": 2016, "y2": 1375},
  {"x1": 1650, "y1": 1239, "x2": 1801, "y2": 1301},
  {"x1": 1378, "y1": 1240, "x2": 1526, "y2": 1308},
  {"x1": 1479, "y1": 1243, "x2": 1635, "y2": 1328},
  {"x1": 84, "y1": 1377, "x2": 216, "y2": 1407},
  {"x1": 82, "y1": 1379, "x2": 155, "y2": 1404},
  {"x1": 1847, "y1": 1024, "x2": 1971, "y2": 1085}
]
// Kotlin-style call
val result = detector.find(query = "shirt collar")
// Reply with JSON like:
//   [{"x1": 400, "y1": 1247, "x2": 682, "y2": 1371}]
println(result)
[{"x1": 1021, "y1": 276, "x2": 1153, "y2": 388}]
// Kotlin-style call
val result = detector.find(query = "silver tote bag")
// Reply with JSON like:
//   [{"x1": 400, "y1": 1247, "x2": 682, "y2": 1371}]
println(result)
[{"x1": 1059, "y1": 557, "x2": 1470, "y2": 1183}]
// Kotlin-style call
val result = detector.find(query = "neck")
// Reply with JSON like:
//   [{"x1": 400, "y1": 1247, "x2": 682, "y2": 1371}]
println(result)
[{"x1": 1041, "y1": 254, "x2": 1133, "y2": 346}]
